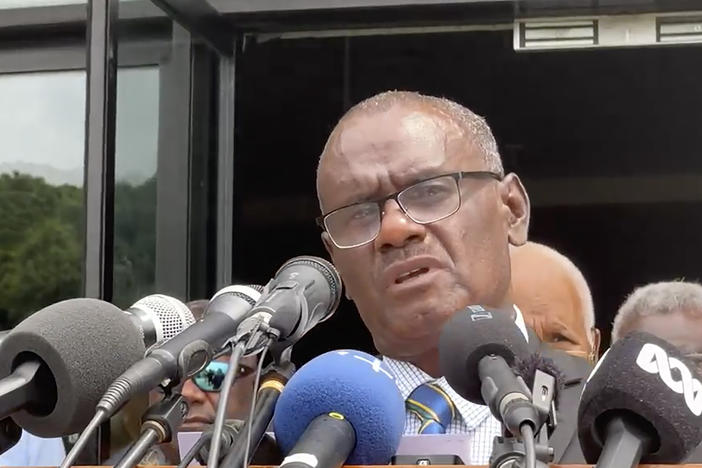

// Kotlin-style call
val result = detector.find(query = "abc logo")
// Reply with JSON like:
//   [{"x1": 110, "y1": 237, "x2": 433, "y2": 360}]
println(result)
[{"x1": 636, "y1": 343, "x2": 702, "y2": 417}]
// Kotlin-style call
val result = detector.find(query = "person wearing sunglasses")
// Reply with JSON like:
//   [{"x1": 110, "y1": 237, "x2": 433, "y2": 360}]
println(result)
[
  {"x1": 178, "y1": 300, "x2": 259, "y2": 431},
  {"x1": 180, "y1": 350, "x2": 258, "y2": 430},
  {"x1": 612, "y1": 280, "x2": 702, "y2": 462},
  {"x1": 120, "y1": 300, "x2": 260, "y2": 464}
]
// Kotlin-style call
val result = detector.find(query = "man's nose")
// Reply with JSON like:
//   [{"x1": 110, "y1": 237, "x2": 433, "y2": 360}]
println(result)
[
  {"x1": 374, "y1": 200, "x2": 426, "y2": 251},
  {"x1": 181, "y1": 379, "x2": 207, "y2": 406}
]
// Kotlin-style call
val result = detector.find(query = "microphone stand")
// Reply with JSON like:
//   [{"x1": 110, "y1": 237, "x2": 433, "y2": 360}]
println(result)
[
  {"x1": 0, "y1": 417, "x2": 21, "y2": 455},
  {"x1": 114, "y1": 392, "x2": 189, "y2": 468},
  {"x1": 0, "y1": 361, "x2": 52, "y2": 420},
  {"x1": 220, "y1": 351, "x2": 295, "y2": 468},
  {"x1": 489, "y1": 369, "x2": 556, "y2": 468}
]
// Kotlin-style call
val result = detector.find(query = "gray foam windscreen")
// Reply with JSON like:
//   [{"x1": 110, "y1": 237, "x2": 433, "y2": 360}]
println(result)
[
  {"x1": 578, "y1": 332, "x2": 702, "y2": 463},
  {"x1": 0, "y1": 298, "x2": 146, "y2": 436}
]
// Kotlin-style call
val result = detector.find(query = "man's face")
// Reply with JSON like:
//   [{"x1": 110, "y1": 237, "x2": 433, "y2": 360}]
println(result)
[
  {"x1": 511, "y1": 252, "x2": 593, "y2": 358},
  {"x1": 317, "y1": 104, "x2": 529, "y2": 365},
  {"x1": 178, "y1": 354, "x2": 258, "y2": 431}
]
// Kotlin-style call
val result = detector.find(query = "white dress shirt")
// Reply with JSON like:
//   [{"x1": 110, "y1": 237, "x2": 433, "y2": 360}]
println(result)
[{"x1": 384, "y1": 305, "x2": 528, "y2": 465}]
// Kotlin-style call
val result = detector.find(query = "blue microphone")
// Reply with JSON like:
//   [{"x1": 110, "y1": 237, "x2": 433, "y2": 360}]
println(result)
[{"x1": 273, "y1": 350, "x2": 405, "y2": 468}]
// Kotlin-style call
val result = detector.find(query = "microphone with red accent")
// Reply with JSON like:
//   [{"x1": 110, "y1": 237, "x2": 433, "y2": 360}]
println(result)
[{"x1": 577, "y1": 332, "x2": 702, "y2": 468}]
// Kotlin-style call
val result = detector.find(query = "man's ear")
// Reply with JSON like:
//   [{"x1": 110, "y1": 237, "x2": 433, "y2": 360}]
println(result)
[
  {"x1": 321, "y1": 231, "x2": 334, "y2": 259},
  {"x1": 321, "y1": 232, "x2": 352, "y2": 301},
  {"x1": 591, "y1": 327, "x2": 602, "y2": 362},
  {"x1": 500, "y1": 173, "x2": 530, "y2": 247}
]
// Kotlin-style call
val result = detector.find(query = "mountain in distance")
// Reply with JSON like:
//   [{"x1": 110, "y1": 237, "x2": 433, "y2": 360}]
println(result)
[{"x1": 0, "y1": 161, "x2": 152, "y2": 186}]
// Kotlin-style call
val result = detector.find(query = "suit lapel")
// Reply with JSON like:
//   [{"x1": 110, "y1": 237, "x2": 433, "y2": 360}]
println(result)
[{"x1": 525, "y1": 329, "x2": 592, "y2": 463}]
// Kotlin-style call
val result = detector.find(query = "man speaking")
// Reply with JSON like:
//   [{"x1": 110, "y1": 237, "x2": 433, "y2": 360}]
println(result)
[{"x1": 315, "y1": 91, "x2": 585, "y2": 465}]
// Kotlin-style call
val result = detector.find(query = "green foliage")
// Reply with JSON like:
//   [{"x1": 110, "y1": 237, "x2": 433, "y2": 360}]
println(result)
[
  {"x1": 0, "y1": 171, "x2": 156, "y2": 328},
  {"x1": 113, "y1": 176, "x2": 156, "y2": 308},
  {"x1": 0, "y1": 172, "x2": 83, "y2": 328}
]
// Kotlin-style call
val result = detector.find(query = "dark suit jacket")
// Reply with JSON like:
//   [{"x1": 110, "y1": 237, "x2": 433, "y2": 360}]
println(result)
[{"x1": 525, "y1": 328, "x2": 593, "y2": 464}]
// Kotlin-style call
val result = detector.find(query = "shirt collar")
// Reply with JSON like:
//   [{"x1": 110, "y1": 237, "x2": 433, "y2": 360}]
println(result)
[{"x1": 383, "y1": 304, "x2": 526, "y2": 430}]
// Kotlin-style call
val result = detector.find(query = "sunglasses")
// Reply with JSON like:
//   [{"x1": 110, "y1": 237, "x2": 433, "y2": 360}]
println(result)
[{"x1": 192, "y1": 360, "x2": 255, "y2": 393}]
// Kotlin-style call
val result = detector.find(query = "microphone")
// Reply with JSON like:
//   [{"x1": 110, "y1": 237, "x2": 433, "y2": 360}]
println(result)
[
  {"x1": 125, "y1": 294, "x2": 196, "y2": 348},
  {"x1": 237, "y1": 256, "x2": 341, "y2": 350},
  {"x1": 273, "y1": 350, "x2": 405, "y2": 468},
  {"x1": 439, "y1": 305, "x2": 539, "y2": 436},
  {"x1": 220, "y1": 361, "x2": 294, "y2": 468},
  {"x1": 578, "y1": 332, "x2": 702, "y2": 467},
  {"x1": 95, "y1": 285, "x2": 263, "y2": 419},
  {"x1": 0, "y1": 295, "x2": 194, "y2": 436}
]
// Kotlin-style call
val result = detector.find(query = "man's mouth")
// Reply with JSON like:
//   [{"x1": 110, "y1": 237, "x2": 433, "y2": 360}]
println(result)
[
  {"x1": 395, "y1": 267, "x2": 430, "y2": 284},
  {"x1": 181, "y1": 416, "x2": 212, "y2": 427}
]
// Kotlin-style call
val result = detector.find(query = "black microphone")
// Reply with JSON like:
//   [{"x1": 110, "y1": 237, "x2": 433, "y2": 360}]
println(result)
[
  {"x1": 96, "y1": 285, "x2": 263, "y2": 419},
  {"x1": 439, "y1": 305, "x2": 540, "y2": 436},
  {"x1": 236, "y1": 256, "x2": 341, "y2": 350},
  {"x1": 578, "y1": 332, "x2": 702, "y2": 467},
  {"x1": 0, "y1": 296, "x2": 194, "y2": 437}
]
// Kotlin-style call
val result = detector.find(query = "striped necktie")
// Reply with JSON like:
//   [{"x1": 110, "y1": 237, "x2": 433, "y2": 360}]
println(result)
[{"x1": 406, "y1": 381, "x2": 456, "y2": 434}]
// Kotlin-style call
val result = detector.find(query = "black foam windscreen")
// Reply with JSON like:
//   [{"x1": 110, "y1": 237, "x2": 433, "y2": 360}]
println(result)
[
  {"x1": 0, "y1": 298, "x2": 146, "y2": 436},
  {"x1": 439, "y1": 305, "x2": 531, "y2": 404},
  {"x1": 516, "y1": 354, "x2": 566, "y2": 402},
  {"x1": 578, "y1": 332, "x2": 702, "y2": 463}
]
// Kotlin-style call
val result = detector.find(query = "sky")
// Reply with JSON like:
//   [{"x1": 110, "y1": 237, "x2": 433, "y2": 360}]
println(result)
[
  {"x1": 0, "y1": 0, "x2": 83, "y2": 8},
  {"x1": 0, "y1": 67, "x2": 159, "y2": 186}
]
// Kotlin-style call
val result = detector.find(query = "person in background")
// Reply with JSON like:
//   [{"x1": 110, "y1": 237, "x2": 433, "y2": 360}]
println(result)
[
  {"x1": 178, "y1": 300, "x2": 259, "y2": 431},
  {"x1": 611, "y1": 280, "x2": 702, "y2": 462},
  {"x1": 510, "y1": 241, "x2": 600, "y2": 363},
  {"x1": 107, "y1": 299, "x2": 260, "y2": 464},
  {"x1": 611, "y1": 280, "x2": 702, "y2": 374},
  {"x1": 0, "y1": 430, "x2": 65, "y2": 466}
]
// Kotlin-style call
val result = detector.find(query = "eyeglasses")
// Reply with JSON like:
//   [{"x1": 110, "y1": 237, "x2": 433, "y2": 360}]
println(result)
[
  {"x1": 316, "y1": 171, "x2": 503, "y2": 249},
  {"x1": 192, "y1": 361, "x2": 255, "y2": 393}
]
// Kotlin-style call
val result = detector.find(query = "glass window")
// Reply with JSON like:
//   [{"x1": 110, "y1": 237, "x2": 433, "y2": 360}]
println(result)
[
  {"x1": 0, "y1": 71, "x2": 86, "y2": 329},
  {"x1": 113, "y1": 66, "x2": 160, "y2": 309},
  {"x1": 0, "y1": 0, "x2": 85, "y2": 8}
]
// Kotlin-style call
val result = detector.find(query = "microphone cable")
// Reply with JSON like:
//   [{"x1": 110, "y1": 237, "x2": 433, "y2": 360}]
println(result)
[
  {"x1": 521, "y1": 423, "x2": 536, "y2": 468},
  {"x1": 206, "y1": 323, "x2": 273, "y2": 468},
  {"x1": 242, "y1": 345, "x2": 268, "y2": 468}
]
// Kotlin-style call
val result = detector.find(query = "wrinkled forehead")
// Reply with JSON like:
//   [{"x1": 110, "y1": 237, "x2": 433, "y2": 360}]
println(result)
[
  {"x1": 633, "y1": 312, "x2": 702, "y2": 352},
  {"x1": 317, "y1": 106, "x2": 476, "y2": 209}
]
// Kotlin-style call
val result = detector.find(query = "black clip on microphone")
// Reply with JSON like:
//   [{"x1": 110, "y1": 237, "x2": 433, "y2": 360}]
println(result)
[
  {"x1": 489, "y1": 369, "x2": 556, "y2": 468},
  {"x1": 114, "y1": 392, "x2": 189, "y2": 468}
]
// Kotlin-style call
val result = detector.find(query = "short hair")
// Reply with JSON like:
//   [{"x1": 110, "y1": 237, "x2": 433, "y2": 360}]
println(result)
[
  {"x1": 612, "y1": 281, "x2": 702, "y2": 342},
  {"x1": 321, "y1": 90, "x2": 504, "y2": 176},
  {"x1": 511, "y1": 241, "x2": 596, "y2": 345},
  {"x1": 186, "y1": 299, "x2": 209, "y2": 321}
]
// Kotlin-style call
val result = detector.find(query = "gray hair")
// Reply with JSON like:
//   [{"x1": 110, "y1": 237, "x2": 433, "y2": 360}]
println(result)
[
  {"x1": 321, "y1": 90, "x2": 504, "y2": 176},
  {"x1": 612, "y1": 280, "x2": 702, "y2": 342}
]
